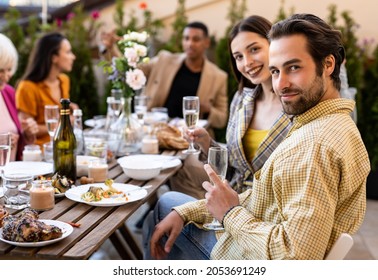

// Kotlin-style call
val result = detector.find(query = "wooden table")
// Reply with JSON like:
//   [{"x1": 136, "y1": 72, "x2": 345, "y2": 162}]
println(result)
[{"x1": 0, "y1": 150, "x2": 182, "y2": 260}]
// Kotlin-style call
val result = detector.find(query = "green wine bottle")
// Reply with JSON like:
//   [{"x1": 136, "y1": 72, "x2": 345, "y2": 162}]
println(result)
[{"x1": 53, "y1": 99, "x2": 77, "y2": 182}]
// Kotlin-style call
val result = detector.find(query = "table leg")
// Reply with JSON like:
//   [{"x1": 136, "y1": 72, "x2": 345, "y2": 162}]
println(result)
[
  {"x1": 118, "y1": 224, "x2": 143, "y2": 260},
  {"x1": 109, "y1": 231, "x2": 134, "y2": 259}
]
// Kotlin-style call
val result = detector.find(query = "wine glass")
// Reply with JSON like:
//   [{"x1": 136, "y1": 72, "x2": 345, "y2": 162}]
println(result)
[
  {"x1": 203, "y1": 146, "x2": 228, "y2": 231},
  {"x1": 0, "y1": 133, "x2": 11, "y2": 195},
  {"x1": 110, "y1": 89, "x2": 125, "y2": 117},
  {"x1": 134, "y1": 95, "x2": 148, "y2": 125},
  {"x1": 109, "y1": 97, "x2": 125, "y2": 118},
  {"x1": 182, "y1": 96, "x2": 200, "y2": 155},
  {"x1": 44, "y1": 105, "x2": 60, "y2": 143}
]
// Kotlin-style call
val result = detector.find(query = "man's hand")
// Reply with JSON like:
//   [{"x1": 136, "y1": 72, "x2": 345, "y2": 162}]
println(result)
[
  {"x1": 100, "y1": 30, "x2": 120, "y2": 49},
  {"x1": 202, "y1": 164, "x2": 239, "y2": 221},
  {"x1": 150, "y1": 210, "x2": 184, "y2": 259},
  {"x1": 99, "y1": 30, "x2": 122, "y2": 58}
]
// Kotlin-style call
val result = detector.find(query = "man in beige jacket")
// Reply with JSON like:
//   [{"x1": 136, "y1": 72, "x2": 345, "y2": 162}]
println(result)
[{"x1": 140, "y1": 21, "x2": 228, "y2": 131}]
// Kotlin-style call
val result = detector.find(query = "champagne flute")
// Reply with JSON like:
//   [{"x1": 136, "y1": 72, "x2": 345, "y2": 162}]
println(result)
[
  {"x1": 134, "y1": 95, "x2": 148, "y2": 125},
  {"x1": 111, "y1": 89, "x2": 125, "y2": 118},
  {"x1": 110, "y1": 97, "x2": 125, "y2": 118},
  {"x1": 203, "y1": 146, "x2": 228, "y2": 231},
  {"x1": 182, "y1": 96, "x2": 200, "y2": 155},
  {"x1": 0, "y1": 133, "x2": 11, "y2": 194},
  {"x1": 44, "y1": 105, "x2": 60, "y2": 143}
]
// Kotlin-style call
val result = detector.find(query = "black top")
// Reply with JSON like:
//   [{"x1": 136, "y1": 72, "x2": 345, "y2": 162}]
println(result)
[{"x1": 164, "y1": 62, "x2": 201, "y2": 118}]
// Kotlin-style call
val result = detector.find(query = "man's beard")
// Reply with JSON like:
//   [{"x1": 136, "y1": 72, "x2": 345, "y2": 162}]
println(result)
[{"x1": 280, "y1": 75, "x2": 325, "y2": 115}]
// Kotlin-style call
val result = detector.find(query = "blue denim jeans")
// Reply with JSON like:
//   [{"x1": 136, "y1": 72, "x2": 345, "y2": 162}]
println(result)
[{"x1": 143, "y1": 191, "x2": 217, "y2": 260}]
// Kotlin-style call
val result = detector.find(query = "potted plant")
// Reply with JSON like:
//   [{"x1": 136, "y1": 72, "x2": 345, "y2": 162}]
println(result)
[{"x1": 359, "y1": 47, "x2": 378, "y2": 199}]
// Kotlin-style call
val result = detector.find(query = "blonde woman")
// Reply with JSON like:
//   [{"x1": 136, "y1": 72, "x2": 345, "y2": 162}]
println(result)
[{"x1": 0, "y1": 33, "x2": 37, "y2": 160}]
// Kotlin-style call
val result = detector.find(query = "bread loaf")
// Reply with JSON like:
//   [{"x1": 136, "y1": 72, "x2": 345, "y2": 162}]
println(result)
[{"x1": 154, "y1": 123, "x2": 189, "y2": 150}]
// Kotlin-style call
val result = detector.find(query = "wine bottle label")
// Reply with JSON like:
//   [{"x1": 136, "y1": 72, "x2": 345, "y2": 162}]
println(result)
[{"x1": 56, "y1": 141, "x2": 71, "y2": 149}]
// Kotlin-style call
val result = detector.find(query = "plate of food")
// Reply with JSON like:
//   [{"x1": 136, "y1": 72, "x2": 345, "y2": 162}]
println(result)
[
  {"x1": 65, "y1": 179, "x2": 147, "y2": 207},
  {"x1": 117, "y1": 154, "x2": 182, "y2": 170},
  {"x1": 0, "y1": 219, "x2": 73, "y2": 247}
]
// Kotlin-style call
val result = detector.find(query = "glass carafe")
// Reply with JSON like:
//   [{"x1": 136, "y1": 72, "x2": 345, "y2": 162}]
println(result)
[{"x1": 110, "y1": 97, "x2": 143, "y2": 155}]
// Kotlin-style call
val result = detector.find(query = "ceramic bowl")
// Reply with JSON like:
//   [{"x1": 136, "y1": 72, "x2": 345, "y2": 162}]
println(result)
[{"x1": 120, "y1": 160, "x2": 162, "y2": 180}]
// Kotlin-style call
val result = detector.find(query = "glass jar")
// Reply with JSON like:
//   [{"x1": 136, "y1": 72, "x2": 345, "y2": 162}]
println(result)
[
  {"x1": 23, "y1": 144, "x2": 42, "y2": 161},
  {"x1": 29, "y1": 180, "x2": 55, "y2": 211},
  {"x1": 141, "y1": 132, "x2": 159, "y2": 154},
  {"x1": 88, "y1": 158, "x2": 108, "y2": 182}
]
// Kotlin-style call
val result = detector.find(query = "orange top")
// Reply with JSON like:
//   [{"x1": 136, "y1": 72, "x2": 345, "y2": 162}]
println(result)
[{"x1": 16, "y1": 74, "x2": 70, "y2": 147}]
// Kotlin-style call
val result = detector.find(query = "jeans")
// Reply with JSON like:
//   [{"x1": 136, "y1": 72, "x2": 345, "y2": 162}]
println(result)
[{"x1": 143, "y1": 191, "x2": 217, "y2": 260}]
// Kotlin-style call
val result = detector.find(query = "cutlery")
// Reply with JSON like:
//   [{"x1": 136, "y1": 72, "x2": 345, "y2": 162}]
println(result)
[{"x1": 126, "y1": 185, "x2": 152, "y2": 195}]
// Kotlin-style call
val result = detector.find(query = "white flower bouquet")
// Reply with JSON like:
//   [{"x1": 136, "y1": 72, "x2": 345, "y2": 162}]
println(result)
[{"x1": 101, "y1": 30, "x2": 150, "y2": 97}]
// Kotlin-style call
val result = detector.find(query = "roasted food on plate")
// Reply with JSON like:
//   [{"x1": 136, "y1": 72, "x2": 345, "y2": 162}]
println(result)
[
  {"x1": 0, "y1": 206, "x2": 9, "y2": 228},
  {"x1": 1, "y1": 208, "x2": 63, "y2": 242},
  {"x1": 51, "y1": 173, "x2": 74, "y2": 194}
]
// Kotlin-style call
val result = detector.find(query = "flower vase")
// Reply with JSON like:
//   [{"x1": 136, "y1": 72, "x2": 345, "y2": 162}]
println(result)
[{"x1": 110, "y1": 96, "x2": 143, "y2": 155}]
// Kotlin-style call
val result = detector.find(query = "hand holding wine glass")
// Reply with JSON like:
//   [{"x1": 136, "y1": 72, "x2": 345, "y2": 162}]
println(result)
[
  {"x1": 203, "y1": 146, "x2": 228, "y2": 230},
  {"x1": 44, "y1": 105, "x2": 60, "y2": 143},
  {"x1": 182, "y1": 96, "x2": 200, "y2": 155}
]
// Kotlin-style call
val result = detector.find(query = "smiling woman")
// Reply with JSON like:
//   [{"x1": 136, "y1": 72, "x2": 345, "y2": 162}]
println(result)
[{"x1": 15, "y1": 32, "x2": 78, "y2": 148}]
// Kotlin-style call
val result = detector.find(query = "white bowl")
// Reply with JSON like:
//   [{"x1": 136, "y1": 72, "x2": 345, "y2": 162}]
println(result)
[
  {"x1": 120, "y1": 160, "x2": 162, "y2": 180},
  {"x1": 76, "y1": 155, "x2": 98, "y2": 177}
]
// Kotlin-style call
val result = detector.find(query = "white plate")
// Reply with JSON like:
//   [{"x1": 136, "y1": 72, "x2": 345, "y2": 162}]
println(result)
[
  {"x1": 0, "y1": 188, "x2": 3, "y2": 198},
  {"x1": 132, "y1": 112, "x2": 168, "y2": 123},
  {"x1": 117, "y1": 155, "x2": 182, "y2": 170},
  {"x1": 65, "y1": 183, "x2": 147, "y2": 207},
  {"x1": 3, "y1": 161, "x2": 53, "y2": 177},
  {"x1": 0, "y1": 220, "x2": 73, "y2": 247},
  {"x1": 84, "y1": 118, "x2": 106, "y2": 128}
]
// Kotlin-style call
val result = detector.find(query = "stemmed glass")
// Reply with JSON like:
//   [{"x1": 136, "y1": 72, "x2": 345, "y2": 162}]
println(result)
[
  {"x1": 0, "y1": 133, "x2": 11, "y2": 196},
  {"x1": 109, "y1": 97, "x2": 125, "y2": 119},
  {"x1": 134, "y1": 95, "x2": 148, "y2": 125},
  {"x1": 0, "y1": 132, "x2": 11, "y2": 170},
  {"x1": 182, "y1": 96, "x2": 200, "y2": 155},
  {"x1": 44, "y1": 105, "x2": 60, "y2": 143},
  {"x1": 110, "y1": 89, "x2": 125, "y2": 118},
  {"x1": 203, "y1": 146, "x2": 228, "y2": 231}
]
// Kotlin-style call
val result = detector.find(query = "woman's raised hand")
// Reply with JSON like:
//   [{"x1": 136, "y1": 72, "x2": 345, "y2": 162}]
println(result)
[
  {"x1": 184, "y1": 127, "x2": 211, "y2": 154},
  {"x1": 21, "y1": 117, "x2": 38, "y2": 143}
]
